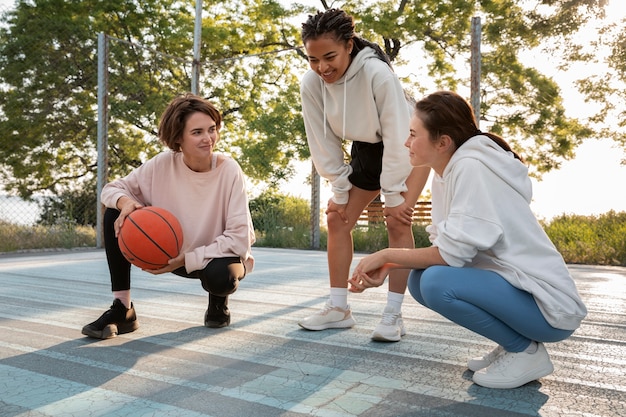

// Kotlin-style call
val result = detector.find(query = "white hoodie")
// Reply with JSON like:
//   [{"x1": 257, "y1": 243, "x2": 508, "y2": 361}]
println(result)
[
  {"x1": 300, "y1": 47, "x2": 413, "y2": 207},
  {"x1": 428, "y1": 135, "x2": 587, "y2": 331}
]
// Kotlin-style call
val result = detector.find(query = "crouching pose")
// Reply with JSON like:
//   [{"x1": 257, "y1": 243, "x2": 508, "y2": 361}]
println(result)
[
  {"x1": 82, "y1": 93, "x2": 255, "y2": 339},
  {"x1": 349, "y1": 91, "x2": 587, "y2": 389}
]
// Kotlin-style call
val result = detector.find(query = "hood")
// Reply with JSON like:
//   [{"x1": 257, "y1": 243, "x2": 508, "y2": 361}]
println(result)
[
  {"x1": 319, "y1": 46, "x2": 381, "y2": 142},
  {"x1": 336, "y1": 46, "x2": 379, "y2": 85},
  {"x1": 444, "y1": 135, "x2": 533, "y2": 203}
]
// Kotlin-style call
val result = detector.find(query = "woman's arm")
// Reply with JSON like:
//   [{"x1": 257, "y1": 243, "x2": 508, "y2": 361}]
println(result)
[{"x1": 349, "y1": 246, "x2": 447, "y2": 292}]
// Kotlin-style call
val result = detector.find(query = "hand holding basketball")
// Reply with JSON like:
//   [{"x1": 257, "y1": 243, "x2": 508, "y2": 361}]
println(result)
[
  {"x1": 118, "y1": 207, "x2": 184, "y2": 270},
  {"x1": 114, "y1": 197, "x2": 144, "y2": 236}
]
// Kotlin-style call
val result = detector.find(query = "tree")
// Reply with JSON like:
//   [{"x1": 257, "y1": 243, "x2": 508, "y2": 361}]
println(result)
[
  {"x1": 334, "y1": 0, "x2": 609, "y2": 174},
  {"x1": 569, "y1": 7, "x2": 626, "y2": 162},
  {"x1": 0, "y1": 0, "x2": 619, "y2": 203},
  {"x1": 0, "y1": 0, "x2": 307, "y2": 199}
]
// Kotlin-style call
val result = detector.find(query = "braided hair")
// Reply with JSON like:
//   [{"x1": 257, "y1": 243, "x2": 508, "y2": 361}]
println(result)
[{"x1": 301, "y1": 8, "x2": 392, "y2": 68}]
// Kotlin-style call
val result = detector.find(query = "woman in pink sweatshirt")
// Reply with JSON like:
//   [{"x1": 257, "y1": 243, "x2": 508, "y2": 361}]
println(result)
[{"x1": 82, "y1": 93, "x2": 255, "y2": 339}]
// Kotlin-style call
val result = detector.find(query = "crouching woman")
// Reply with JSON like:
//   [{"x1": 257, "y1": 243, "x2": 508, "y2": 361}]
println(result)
[{"x1": 349, "y1": 91, "x2": 587, "y2": 389}]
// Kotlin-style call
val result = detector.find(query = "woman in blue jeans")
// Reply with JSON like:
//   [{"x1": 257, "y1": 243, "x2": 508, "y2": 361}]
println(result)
[{"x1": 349, "y1": 91, "x2": 587, "y2": 389}]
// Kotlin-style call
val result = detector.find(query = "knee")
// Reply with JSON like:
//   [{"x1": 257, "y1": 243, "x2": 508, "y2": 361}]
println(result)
[
  {"x1": 385, "y1": 216, "x2": 412, "y2": 239},
  {"x1": 326, "y1": 211, "x2": 353, "y2": 232},
  {"x1": 201, "y1": 274, "x2": 239, "y2": 297},
  {"x1": 418, "y1": 266, "x2": 450, "y2": 307},
  {"x1": 408, "y1": 267, "x2": 448, "y2": 307},
  {"x1": 407, "y1": 269, "x2": 426, "y2": 305},
  {"x1": 385, "y1": 217, "x2": 415, "y2": 240},
  {"x1": 200, "y1": 260, "x2": 245, "y2": 297}
]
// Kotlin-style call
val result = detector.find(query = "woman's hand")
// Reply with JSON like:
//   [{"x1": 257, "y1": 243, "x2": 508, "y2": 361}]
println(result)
[
  {"x1": 349, "y1": 266, "x2": 394, "y2": 293},
  {"x1": 326, "y1": 198, "x2": 348, "y2": 223},
  {"x1": 145, "y1": 252, "x2": 185, "y2": 275},
  {"x1": 114, "y1": 197, "x2": 144, "y2": 237},
  {"x1": 383, "y1": 201, "x2": 413, "y2": 225},
  {"x1": 349, "y1": 250, "x2": 397, "y2": 293}
]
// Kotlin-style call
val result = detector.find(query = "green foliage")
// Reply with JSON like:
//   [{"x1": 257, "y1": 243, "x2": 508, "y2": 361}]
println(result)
[
  {"x1": 544, "y1": 211, "x2": 626, "y2": 266},
  {"x1": 38, "y1": 182, "x2": 98, "y2": 226},
  {"x1": 352, "y1": 224, "x2": 388, "y2": 253},
  {"x1": 0, "y1": 0, "x2": 308, "y2": 198},
  {"x1": 349, "y1": 0, "x2": 612, "y2": 174},
  {"x1": 352, "y1": 223, "x2": 431, "y2": 253},
  {"x1": 0, "y1": 0, "x2": 620, "y2": 202},
  {"x1": 249, "y1": 189, "x2": 311, "y2": 248}
]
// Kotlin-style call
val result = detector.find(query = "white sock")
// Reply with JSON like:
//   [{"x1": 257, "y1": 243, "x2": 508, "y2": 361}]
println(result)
[
  {"x1": 524, "y1": 341, "x2": 538, "y2": 354},
  {"x1": 329, "y1": 287, "x2": 348, "y2": 309},
  {"x1": 113, "y1": 290, "x2": 131, "y2": 309},
  {"x1": 386, "y1": 291, "x2": 404, "y2": 312}
]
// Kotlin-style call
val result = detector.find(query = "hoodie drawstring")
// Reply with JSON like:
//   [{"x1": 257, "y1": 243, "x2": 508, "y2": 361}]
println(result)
[
  {"x1": 342, "y1": 80, "x2": 346, "y2": 141},
  {"x1": 321, "y1": 77, "x2": 348, "y2": 142}
]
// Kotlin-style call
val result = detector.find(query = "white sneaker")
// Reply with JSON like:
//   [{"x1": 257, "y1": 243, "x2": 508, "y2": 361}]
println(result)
[
  {"x1": 298, "y1": 301, "x2": 356, "y2": 331},
  {"x1": 472, "y1": 343, "x2": 554, "y2": 389},
  {"x1": 468, "y1": 345, "x2": 505, "y2": 371},
  {"x1": 370, "y1": 306, "x2": 406, "y2": 342}
]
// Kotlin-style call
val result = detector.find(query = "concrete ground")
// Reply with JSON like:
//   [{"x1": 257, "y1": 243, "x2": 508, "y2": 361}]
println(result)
[{"x1": 0, "y1": 247, "x2": 625, "y2": 417}]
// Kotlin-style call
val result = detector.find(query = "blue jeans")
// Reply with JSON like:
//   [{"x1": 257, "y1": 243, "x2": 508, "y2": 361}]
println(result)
[{"x1": 408, "y1": 266, "x2": 573, "y2": 352}]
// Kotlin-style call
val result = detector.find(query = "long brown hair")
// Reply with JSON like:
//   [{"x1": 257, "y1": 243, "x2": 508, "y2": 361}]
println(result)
[{"x1": 415, "y1": 91, "x2": 524, "y2": 162}]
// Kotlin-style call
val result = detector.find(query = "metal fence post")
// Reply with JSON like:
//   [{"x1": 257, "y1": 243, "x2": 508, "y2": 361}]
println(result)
[
  {"x1": 471, "y1": 16, "x2": 481, "y2": 128},
  {"x1": 96, "y1": 32, "x2": 109, "y2": 248},
  {"x1": 191, "y1": 0, "x2": 202, "y2": 94},
  {"x1": 310, "y1": 162, "x2": 320, "y2": 249}
]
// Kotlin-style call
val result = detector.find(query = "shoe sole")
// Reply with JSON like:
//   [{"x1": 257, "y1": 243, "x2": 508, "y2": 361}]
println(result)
[
  {"x1": 371, "y1": 326, "x2": 406, "y2": 342},
  {"x1": 81, "y1": 322, "x2": 139, "y2": 340},
  {"x1": 472, "y1": 362, "x2": 554, "y2": 389},
  {"x1": 205, "y1": 320, "x2": 230, "y2": 328},
  {"x1": 467, "y1": 361, "x2": 489, "y2": 372},
  {"x1": 298, "y1": 317, "x2": 356, "y2": 331}
]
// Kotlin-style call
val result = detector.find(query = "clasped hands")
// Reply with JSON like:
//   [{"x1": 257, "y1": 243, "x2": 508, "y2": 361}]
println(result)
[{"x1": 348, "y1": 250, "x2": 398, "y2": 293}]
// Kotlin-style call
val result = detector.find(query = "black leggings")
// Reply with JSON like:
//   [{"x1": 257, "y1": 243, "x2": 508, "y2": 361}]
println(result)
[{"x1": 104, "y1": 208, "x2": 245, "y2": 297}]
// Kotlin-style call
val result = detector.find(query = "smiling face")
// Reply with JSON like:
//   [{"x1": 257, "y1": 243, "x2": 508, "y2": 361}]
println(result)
[
  {"x1": 304, "y1": 34, "x2": 353, "y2": 84},
  {"x1": 178, "y1": 111, "x2": 219, "y2": 172}
]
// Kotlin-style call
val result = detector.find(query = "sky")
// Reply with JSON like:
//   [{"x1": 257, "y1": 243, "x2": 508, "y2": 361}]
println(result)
[{"x1": 0, "y1": 0, "x2": 624, "y2": 222}]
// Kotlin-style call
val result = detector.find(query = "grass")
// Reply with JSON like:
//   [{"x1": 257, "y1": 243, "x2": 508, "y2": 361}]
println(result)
[
  {"x1": 2, "y1": 211, "x2": 625, "y2": 266},
  {"x1": 0, "y1": 221, "x2": 96, "y2": 253}
]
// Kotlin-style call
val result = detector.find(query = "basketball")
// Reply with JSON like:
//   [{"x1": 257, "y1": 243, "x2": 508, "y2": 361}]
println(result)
[{"x1": 118, "y1": 207, "x2": 184, "y2": 270}]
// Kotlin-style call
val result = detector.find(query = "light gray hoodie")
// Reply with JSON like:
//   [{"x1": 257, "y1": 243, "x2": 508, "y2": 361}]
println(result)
[
  {"x1": 300, "y1": 47, "x2": 413, "y2": 207},
  {"x1": 428, "y1": 135, "x2": 587, "y2": 330}
]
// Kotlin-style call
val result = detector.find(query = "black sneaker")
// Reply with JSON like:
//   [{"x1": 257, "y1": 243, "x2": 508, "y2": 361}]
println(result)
[
  {"x1": 204, "y1": 294, "x2": 230, "y2": 328},
  {"x1": 81, "y1": 299, "x2": 139, "y2": 339}
]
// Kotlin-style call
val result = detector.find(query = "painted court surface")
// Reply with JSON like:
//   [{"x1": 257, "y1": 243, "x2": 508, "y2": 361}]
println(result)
[{"x1": 0, "y1": 247, "x2": 625, "y2": 417}]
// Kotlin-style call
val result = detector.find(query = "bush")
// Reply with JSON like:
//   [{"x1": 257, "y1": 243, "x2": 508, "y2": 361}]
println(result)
[
  {"x1": 352, "y1": 223, "x2": 430, "y2": 253},
  {"x1": 249, "y1": 190, "x2": 311, "y2": 248},
  {"x1": 38, "y1": 183, "x2": 97, "y2": 226},
  {"x1": 543, "y1": 210, "x2": 626, "y2": 266}
]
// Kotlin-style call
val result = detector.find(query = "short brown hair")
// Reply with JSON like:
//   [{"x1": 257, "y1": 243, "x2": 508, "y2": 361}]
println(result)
[{"x1": 158, "y1": 93, "x2": 222, "y2": 152}]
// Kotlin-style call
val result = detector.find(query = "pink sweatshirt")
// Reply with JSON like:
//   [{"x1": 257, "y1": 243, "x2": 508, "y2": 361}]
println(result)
[{"x1": 101, "y1": 151, "x2": 255, "y2": 274}]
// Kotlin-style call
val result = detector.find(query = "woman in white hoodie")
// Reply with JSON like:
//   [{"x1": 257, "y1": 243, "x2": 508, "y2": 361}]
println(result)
[
  {"x1": 298, "y1": 8, "x2": 430, "y2": 342},
  {"x1": 349, "y1": 91, "x2": 587, "y2": 389}
]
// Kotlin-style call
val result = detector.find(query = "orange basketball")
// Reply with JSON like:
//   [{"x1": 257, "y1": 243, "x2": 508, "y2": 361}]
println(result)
[{"x1": 118, "y1": 207, "x2": 184, "y2": 270}]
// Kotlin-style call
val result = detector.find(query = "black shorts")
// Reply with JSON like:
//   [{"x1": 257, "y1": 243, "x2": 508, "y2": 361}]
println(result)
[{"x1": 348, "y1": 141, "x2": 383, "y2": 191}]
